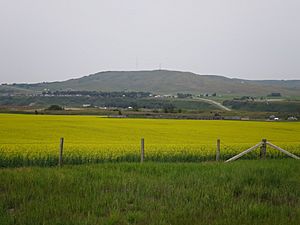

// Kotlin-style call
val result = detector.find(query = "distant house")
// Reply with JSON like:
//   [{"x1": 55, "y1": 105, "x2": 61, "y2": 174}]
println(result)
[
  {"x1": 82, "y1": 104, "x2": 91, "y2": 108},
  {"x1": 269, "y1": 115, "x2": 276, "y2": 120},
  {"x1": 287, "y1": 116, "x2": 298, "y2": 121},
  {"x1": 268, "y1": 115, "x2": 280, "y2": 121}
]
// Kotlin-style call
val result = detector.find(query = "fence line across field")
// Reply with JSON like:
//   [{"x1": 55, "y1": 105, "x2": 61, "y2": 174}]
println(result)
[
  {"x1": 55, "y1": 137, "x2": 299, "y2": 167},
  {"x1": 1, "y1": 138, "x2": 299, "y2": 167},
  {"x1": 0, "y1": 142, "x2": 218, "y2": 145}
]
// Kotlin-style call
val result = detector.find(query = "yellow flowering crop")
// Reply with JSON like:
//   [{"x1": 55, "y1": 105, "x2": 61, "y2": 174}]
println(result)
[{"x1": 0, "y1": 114, "x2": 299, "y2": 166}]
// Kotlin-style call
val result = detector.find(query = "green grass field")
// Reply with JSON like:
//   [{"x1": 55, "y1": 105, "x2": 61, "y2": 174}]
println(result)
[
  {"x1": 0, "y1": 114, "x2": 299, "y2": 166},
  {"x1": 0, "y1": 161, "x2": 299, "y2": 225}
]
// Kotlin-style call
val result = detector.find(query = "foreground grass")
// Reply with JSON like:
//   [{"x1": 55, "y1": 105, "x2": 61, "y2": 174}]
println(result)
[{"x1": 0, "y1": 160, "x2": 299, "y2": 225}]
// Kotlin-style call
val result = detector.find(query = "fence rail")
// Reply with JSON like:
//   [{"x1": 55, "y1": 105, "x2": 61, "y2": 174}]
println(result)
[{"x1": 0, "y1": 137, "x2": 299, "y2": 167}]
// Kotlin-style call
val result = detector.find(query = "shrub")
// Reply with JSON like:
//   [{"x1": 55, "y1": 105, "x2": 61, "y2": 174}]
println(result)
[{"x1": 47, "y1": 105, "x2": 64, "y2": 110}]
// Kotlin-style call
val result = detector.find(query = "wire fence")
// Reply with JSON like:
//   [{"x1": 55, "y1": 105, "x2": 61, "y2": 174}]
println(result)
[{"x1": 0, "y1": 138, "x2": 299, "y2": 167}]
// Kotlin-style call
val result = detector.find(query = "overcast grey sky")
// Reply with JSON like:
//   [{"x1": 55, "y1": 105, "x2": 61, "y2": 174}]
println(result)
[{"x1": 0, "y1": 0, "x2": 300, "y2": 83}]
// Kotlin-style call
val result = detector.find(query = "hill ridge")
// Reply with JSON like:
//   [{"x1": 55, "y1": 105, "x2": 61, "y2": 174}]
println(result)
[{"x1": 3, "y1": 70, "x2": 300, "y2": 96}]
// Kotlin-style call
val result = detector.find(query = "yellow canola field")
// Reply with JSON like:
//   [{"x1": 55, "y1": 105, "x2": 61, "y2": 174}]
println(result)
[{"x1": 0, "y1": 114, "x2": 299, "y2": 166}]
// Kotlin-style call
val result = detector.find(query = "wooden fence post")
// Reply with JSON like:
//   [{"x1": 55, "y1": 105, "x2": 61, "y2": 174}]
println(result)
[
  {"x1": 141, "y1": 138, "x2": 144, "y2": 163},
  {"x1": 260, "y1": 139, "x2": 267, "y2": 159},
  {"x1": 59, "y1": 137, "x2": 64, "y2": 167},
  {"x1": 216, "y1": 139, "x2": 220, "y2": 161}
]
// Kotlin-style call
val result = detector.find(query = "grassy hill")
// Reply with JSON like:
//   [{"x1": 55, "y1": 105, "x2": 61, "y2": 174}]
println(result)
[
  {"x1": 252, "y1": 80, "x2": 300, "y2": 89},
  {"x1": 5, "y1": 70, "x2": 300, "y2": 96},
  {"x1": 0, "y1": 85, "x2": 34, "y2": 95}
]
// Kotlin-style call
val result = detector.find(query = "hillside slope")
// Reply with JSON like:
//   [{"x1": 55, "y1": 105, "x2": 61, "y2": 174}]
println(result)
[{"x1": 9, "y1": 70, "x2": 300, "y2": 96}]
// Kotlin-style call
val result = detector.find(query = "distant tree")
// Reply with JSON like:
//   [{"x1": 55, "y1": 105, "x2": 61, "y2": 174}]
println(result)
[
  {"x1": 47, "y1": 105, "x2": 64, "y2": 110},
  {"x1": 177, "y1": 93, "x2": 192, "y2": 98},
  {"x1": 240, "y1": 96, "x2": 250, "y2": 100},
  {"x1": 163, "y1": 104, "x2": 175, "y2": 113}
]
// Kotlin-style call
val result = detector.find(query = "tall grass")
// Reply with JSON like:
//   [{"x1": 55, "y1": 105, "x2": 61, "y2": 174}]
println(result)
[{"x1": 0, "y1": 160, "x2": 299, "y2": 225}]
